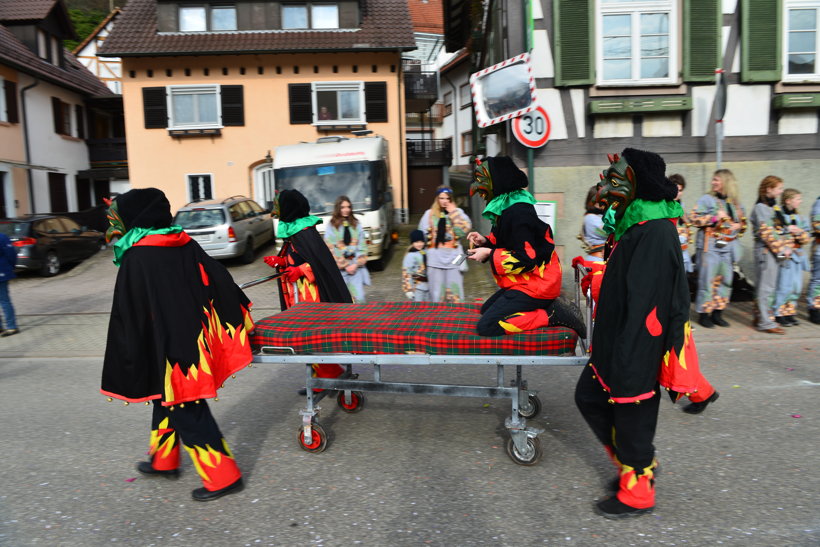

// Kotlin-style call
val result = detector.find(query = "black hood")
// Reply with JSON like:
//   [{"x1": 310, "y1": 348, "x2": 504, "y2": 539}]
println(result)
[
  {"x1": 278, "y1": 189, "x2": 311, "y2": 223},
  {"x1": 487, "y1": 156, "x2": 529, "y2": 196},
  {"x1": 115, "y1": 188, "x2": 172, "y2": 230},
  {"x1": 621, "y1": 148, "x2": 678, "y2": 202}
]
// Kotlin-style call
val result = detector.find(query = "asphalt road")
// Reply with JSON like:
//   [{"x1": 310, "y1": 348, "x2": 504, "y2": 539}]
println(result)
[{"x1": 1, "y1": 241, "x2": 818, "y2": 546}]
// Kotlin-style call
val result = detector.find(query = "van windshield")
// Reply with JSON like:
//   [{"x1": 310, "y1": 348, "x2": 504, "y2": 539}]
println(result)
[{"x1": 274, "y1": 161, "x2": 377, "y2": 216}]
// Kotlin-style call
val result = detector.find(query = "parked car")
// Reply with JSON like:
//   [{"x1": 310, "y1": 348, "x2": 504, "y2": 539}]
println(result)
[
  {"x1": 0, "y1": 215, "x2": 104, "y2": 276},
  {"x1": 174, "y1": 196, "x2": 274, "y2": 263}
]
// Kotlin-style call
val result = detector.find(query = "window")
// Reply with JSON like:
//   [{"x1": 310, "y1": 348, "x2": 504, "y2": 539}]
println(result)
[
  {"x1": 282, "y1": 3, "x2": 339, "y2": 29},
  {"x1": 312, "y1": 82, "x2": 365, "y2": 124},
  {"x1": 597, "y1": 0, "x2": 678, "y2": 85},
  {"x1": 461, "y1": 131, "x2": 473, "y2": 156},
  {"x1": 459, "y1": 83, "x2": 471, "y2": 109},
  {"x1": 784, "y1": 2, "x2": 820, "y2": 80},
  {"x1": 188, "y1": 174, "x2": 213, "y2": 202},
  {"x1": 168, "y1": 85, "x2": 220, "y2": 128},
  {"x1": 51, "y1": 97, "x2": 73, "y2": 136},
  {"x1": 442, "y1": 91, "x2": 453, "y2": 116},
  {"x1": 179, "y1": 5, "x2": 237, "y2": 32}
]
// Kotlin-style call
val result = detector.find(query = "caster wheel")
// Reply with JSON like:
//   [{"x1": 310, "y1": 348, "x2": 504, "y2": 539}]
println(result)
[
  {"x1": 337, "y1": 391, "x2": 365, "y2": 413},
  {"x1": 298, "y1": 423, "x2": 328, "y2": 453},
  {"x1": 517, "y1": 394, "x2": 542, "y2": 419},
  {"x1": 506, "y1": 436, "x2": 542, "y2": 466}
]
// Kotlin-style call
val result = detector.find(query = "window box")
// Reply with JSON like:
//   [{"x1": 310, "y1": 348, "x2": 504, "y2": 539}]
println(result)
[
  {"x1": 772, "y1": 92, "x2": 820, "y2": 108},
  {"x1": 589, "y1": 96, "x2": 692, "y2": 114}
]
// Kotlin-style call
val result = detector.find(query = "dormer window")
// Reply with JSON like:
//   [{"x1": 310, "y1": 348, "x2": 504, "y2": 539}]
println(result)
[
  {"x1": 179, "y1": 5, "x2": 237, "y2": 32},
  {"x1": 282, "y1": 3, "x2": 340, "y2": 29}
]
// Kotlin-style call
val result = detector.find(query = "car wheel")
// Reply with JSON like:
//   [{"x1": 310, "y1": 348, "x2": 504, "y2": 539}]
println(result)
[
  {"x1": 41, "y1": 251, "x2": 61, "y2": 277},
  {"x1": 239, "y1": 238, "x2": 255, "y2": 264}
]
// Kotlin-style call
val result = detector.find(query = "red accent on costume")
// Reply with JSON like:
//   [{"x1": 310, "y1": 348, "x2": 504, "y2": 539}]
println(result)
[
  {"x1": 199, "y1": 263, "x2": 209, "y2": 286},
  {"x1": 645, "y1": 307, "x2": 662, "y2": 336},
  {"x1": 659, "y1": 321, "x2": 714, "y2": 400},
  {"x1": 616, "y1": 467, "x2": 655, "y2": 509},
  {"x1": 499, "y1": 309, "x2": 549, "y2": 334},
  {"x1": 132, "y1": 232, "x2": 192, "y2": 247},
  {"x1": 185, "y1": 442, "x2": 242, "y2": 491}
]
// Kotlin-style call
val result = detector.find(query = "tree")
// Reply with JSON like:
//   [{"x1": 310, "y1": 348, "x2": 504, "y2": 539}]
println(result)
[{"x1": 65, "y1": 8, "x2": 107, "y2": 51}]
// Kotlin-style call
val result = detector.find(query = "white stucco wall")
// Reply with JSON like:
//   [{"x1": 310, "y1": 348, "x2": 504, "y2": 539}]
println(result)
[{"x1": 19, "y1": 74, "x2": 91, "y2": 213}]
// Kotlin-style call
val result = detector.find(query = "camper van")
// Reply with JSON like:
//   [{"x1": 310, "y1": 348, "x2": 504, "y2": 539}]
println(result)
[{"x1": 272, "y1": 135, "x2": 394, "y2": 267}]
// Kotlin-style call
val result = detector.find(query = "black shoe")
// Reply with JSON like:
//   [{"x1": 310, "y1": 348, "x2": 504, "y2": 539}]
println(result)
[
  {"x1": 136, "y1": 461, "x2": 180, "y2": 479},
  {"x1": 786, "y1": 316, "x2": 799, "y2": 326},
  {"x1": 192, "y1": 478, "x2": 244, "y2": 501},
  {"x1": 810, "y1": 309, "x2": 820, "y2": 325},
  {"x1": 711, "y1": 310, "x2": 729, "y2": 327},
  {"x1": 297, "y1": 388, "x2": 307, "y2": 396},
  {"x1": 1, "y1": 328, "x2": 19, "y2": 337},
  {"x1": 698, "y1": 313, "x2": 714, "y2": 328},
  {"x1": 682, "y1": 391, "x2": 720, "y2": 414},
  {"x1": 775, "y1": 316, "x2": 790, "y2": 327},
  {"x1": 594, "y1": 496, "x2": 653, "y2": 519}
]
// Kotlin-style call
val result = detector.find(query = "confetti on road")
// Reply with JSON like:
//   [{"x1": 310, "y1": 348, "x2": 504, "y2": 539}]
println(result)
[
  {"x1": 791, "y1": 414, "x2": 802, "y2": 418},
  {"x1": 125, "y1": 478, "x2": 136, "y2": 482}
]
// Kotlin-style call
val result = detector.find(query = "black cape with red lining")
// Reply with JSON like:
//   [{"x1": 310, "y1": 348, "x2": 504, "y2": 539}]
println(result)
[
  {"x1": 102, "y1": 236, "x2": 254, "y2": 406},
  {"x1": 278, "y1": 226, "x2": 352, "y2": 308},
  {"x1": 589, "y1": 219, "x2": 691, "y2": 402}
]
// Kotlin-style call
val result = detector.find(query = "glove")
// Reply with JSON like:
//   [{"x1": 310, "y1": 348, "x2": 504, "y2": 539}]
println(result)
[
  {"x1": 283, "y1": 265, "x2": 302, "y2": 283},
  {"x1": 405, "y1": 291, "x2": 414, "y2": 300},
  {"x1": 264, "y1": 255, "x2": 286, "y2": 269}
]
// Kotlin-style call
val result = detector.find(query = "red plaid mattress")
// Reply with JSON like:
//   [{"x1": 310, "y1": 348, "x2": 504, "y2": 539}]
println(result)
[{"x1": 250, "y1": 302, "x2": 578, "y2": 356}]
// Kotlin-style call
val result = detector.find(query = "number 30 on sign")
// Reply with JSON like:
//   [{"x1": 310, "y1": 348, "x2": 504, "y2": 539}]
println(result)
[{"x1": 512, "y1": 106, "x2": 551, "y2": 148}]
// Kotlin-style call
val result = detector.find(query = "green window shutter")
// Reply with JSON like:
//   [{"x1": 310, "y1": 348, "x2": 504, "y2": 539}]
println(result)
[
  {"x1": 741, "y1": 0, "x2": 781, "y2": 82},
  {"x1": 553, "y1": 0, "x2": 594, "y2": 86},
  {"x1": 683, "y1": 0, "x2": 721, "y2": 82}
]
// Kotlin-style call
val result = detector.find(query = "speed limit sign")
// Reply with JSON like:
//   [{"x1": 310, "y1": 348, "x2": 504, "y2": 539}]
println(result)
[{"x1": 512, "y1": 105, "x2": 551, "y2": 148}]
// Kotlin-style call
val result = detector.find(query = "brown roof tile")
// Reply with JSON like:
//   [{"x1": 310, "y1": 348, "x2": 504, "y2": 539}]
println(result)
[
  {"x1": 0, "y1": 24, "x2": 113, "y2": 96},
  {"x1": 407, "y1": 0, "x2": 443, "y2": 34},
  {"x1": 0, "y1": 0, "x2": 58, "y2": 22},
  {"x1": 100, "y1": 0, "x2": 416, "y2": 57}
]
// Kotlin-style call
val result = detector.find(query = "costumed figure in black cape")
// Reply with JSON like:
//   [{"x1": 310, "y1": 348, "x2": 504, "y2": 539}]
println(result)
[
  {"x1": 466, "y1": 156, "x2": 563, "y2": 336},
  {"x1": 574, "y1": 149, "x2": 718, "y2": 519},
  {"x1": 101, "y1": 188, "x2": 253, "y2": 501},
  {"x1": 263, "y1": 189, "x2": 352, "y2": 381}
]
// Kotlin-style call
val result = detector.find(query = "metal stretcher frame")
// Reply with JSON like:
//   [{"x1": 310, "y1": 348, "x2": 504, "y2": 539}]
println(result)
[{"x1": 247, "y1": 264, "x2": 593, "y2": 466}]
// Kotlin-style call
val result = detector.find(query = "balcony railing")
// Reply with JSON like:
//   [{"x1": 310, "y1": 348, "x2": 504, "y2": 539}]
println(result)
[
  {"x1": 406, "y1": 139, "x2": 453, "y2": 167},
  {"x1": 404, "y1": 71, "x2": 439, "y2": 112},
  {"x1": 87, "y1": 137, "x2": 127, "y2": 168}
]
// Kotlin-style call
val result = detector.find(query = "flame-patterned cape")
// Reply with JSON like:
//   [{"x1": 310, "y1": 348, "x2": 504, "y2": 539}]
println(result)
[
  {"x1": 588, "y1": 219, "x2": 707, "y2": 403},
  {"x1": 101, "y1": 233, "x2": 254, "y2": 406}
]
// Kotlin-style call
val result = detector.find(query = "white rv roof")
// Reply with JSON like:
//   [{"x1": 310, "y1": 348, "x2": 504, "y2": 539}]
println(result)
[{"x1": 273, "y1": 136, "x2": 386, "y2": 169}]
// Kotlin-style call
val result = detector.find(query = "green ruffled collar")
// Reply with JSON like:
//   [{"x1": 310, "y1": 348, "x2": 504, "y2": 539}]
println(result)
[
  {"x1": 278, "y1": 215, "x2": 322, "y2": 239},
  {"x1": 481, "y1": 189, "x2": 537, "y2": 224},
  {"x1": 607, "y1": 199, "x2": 684, "y2": 241},
  {"x1": 112, "y1": 225, "x2": 183, "y2": 266}
]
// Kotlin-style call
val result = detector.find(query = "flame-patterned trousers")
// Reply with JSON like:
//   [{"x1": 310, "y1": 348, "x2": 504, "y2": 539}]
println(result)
[
  {"x1": 574, "y1": 364, "x2": 661, "y2": 473},
  {"x1": 477, "y1": 287, "x2": 553, "y2": 336},
  {"x1": 149, "y1": 400, "x2": 241, "y2": 491}
]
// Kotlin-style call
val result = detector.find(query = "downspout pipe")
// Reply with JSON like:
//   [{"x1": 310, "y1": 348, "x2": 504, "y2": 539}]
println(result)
[
  {"x1": 20, "y1": 78, "x2": 40, "y2": 214},
  {"x1": 397, "y1": 48, "x2": 407, "y2": 223}
]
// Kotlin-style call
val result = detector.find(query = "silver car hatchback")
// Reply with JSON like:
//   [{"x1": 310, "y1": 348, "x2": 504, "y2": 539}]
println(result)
[{"x1": 174, "y1": 196, "x2": 274, "y2": 263}]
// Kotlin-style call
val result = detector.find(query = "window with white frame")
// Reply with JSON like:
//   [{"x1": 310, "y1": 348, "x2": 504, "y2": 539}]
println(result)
[
  {"x1": 282, "y1": 3, "x2": 339, "y2": 29},
  {"x1": 168, "y1": 85, "x2": 221, "y2": 129},
  {"x1": 597, "y1": 0, "x2": 678, "y2": 85},
  {"x1": 784, "y1": 1, "x2": 820, "y2": 80},
  {"x1": 459, "y1": 83, "x2": 471, "y2": 109},
  {"x1": 312, "y1": 82, "x2": 364, "y2": 124},
  {"x1": 187, "y1": 174, "x2": 213, "y2": 202},
  {"x1": 179, "y1": 5, "x2": 237, "y2": 32}
]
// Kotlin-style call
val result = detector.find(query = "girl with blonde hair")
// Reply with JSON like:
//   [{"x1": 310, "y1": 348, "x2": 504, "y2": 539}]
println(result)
[
  {"x1": 324, "y1": 195, "x2": 370, "y2": 302},
  {"x1": 690, "y1": 169, "x2": 747, "y2": 328}
]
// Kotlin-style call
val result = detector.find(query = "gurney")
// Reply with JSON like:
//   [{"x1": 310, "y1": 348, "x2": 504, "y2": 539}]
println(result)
[{"x1": 247, "y1": 266, "x2": 592, "y2": 466}]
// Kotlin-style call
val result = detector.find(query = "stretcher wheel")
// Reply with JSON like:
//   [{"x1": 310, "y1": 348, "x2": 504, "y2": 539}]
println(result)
[
  {"x1": 506, "y1": 436, "x2": 542, "y2": 466},
  {"x1": 337, "y1": 391, "x2": 365, "y2": 413},
  {"x1": 518, "y1": 394, "x2": 542, "y2": 419},
  {"x1": 298, "y1": 423, "x2": 328, "y2": 453}
]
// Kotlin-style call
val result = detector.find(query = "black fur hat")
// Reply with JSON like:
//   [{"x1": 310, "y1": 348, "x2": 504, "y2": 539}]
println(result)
[
  {"x1": 620, "y1": 148, "x2": 678, "y2": 202},
  {"x1": 485, "y1": 156, "x2": 529, "y2": 196},
  {"x1": 278, "y1": 189, "x2": 311, "y2": 223},
  {"x1": 409, "y1": 229, "x2": 425, "y2": 243},
  {"x1": 115, "y1": 188, "x2": 172, "y2": 230}
]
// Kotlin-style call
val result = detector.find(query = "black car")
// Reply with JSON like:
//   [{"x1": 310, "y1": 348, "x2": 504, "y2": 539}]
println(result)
[{"x1": 0, "y1": 215, "x2": 104, "y2": 276}]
